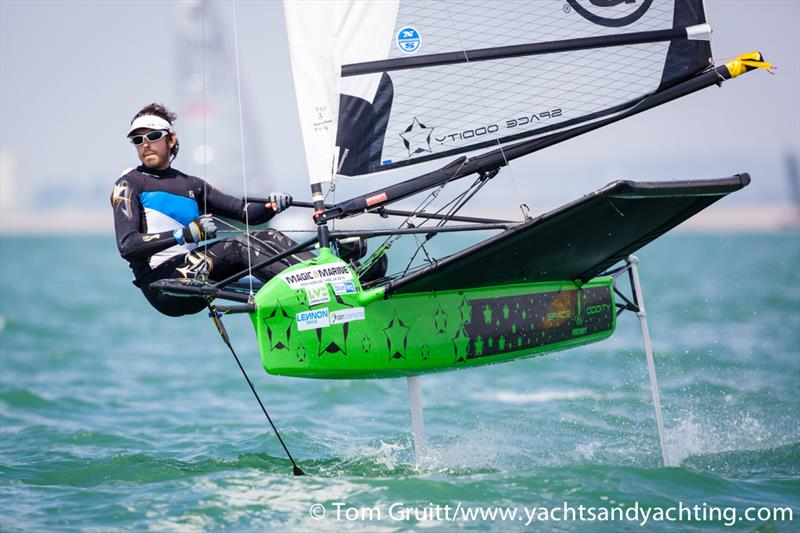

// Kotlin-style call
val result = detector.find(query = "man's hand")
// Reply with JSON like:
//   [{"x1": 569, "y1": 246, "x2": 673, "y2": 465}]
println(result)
[
  {"x1": 175, "y1": 214, "x2": 218, "y2": 245},
  {"x1": 267, "y1": 192, "x2": 292, "y2": 213}
]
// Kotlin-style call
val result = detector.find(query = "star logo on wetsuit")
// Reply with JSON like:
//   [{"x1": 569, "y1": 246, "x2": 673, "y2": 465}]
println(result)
[
  {"x1": 176, "y1": 251, "x2": 213, "y2": 279},
  {"x1": 112, "y1": 180, "x2": 133, "y2": 219},
  {"x1": 399, "y1": 117, "x2": 434, "y2": 157}
]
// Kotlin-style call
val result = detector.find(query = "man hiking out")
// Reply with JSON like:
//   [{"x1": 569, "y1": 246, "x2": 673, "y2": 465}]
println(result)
[{"x1": 111, "y1": 103, "x2": 313, "y2": 316}]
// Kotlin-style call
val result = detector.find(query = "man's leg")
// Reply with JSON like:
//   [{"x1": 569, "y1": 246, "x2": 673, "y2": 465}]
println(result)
[{"x1": 178, "y1": 229, "x2": 315, "y2": 283}]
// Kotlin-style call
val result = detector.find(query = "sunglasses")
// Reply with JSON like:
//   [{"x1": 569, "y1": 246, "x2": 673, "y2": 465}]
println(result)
[{"x1": 128, "y1": 130, "x2": 169, "y2": 146}]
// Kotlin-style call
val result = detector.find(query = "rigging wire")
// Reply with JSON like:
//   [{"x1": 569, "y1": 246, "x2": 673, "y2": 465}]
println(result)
[
  {"x1": 398, "y1": 172, "x2": 495, "y2": 276},
  {"x1": 398, "y1": 184, "x2": 476, "y2": 272},
  {"x1": 355, "y1": 182, "x2": 444, "y2": 277},
  {"x1": 357, "y1": 3, "x2": 534, "y2": 279},
  {"x1": 231, "y1": 0, "x2": 254, "y2": 298},
  {"x1": 196, "y1": 0, "x2": 305, "y2": 478},
  {"x1": 355, "y1": 155, "x2": 470, "y2": 276},
  {"x1": 442, "y1": 1, "x2": 529, "y2": 220},
  {"x1": 202, "y1": 0, "x2": 209, "y2": 267}
]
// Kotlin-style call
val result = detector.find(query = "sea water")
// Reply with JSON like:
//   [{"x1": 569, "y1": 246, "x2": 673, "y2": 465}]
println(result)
[{"x1": 1, "y1": 233, "x2": 798, "y2": 531}]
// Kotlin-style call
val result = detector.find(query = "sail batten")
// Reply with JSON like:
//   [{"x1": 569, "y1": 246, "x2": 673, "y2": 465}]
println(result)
[{"x1": 342, "y1": 25, "x2": 707, "y2": 77}]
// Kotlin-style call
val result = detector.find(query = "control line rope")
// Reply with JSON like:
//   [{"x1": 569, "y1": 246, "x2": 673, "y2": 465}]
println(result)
[{"x1": 208, "y1": 304, "x2": 305, "y2": 476}]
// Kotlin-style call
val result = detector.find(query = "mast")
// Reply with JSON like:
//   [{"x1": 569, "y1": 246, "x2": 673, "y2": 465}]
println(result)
[{"x1": 311, "y1": 182, "x2": 330, "y2": 248}]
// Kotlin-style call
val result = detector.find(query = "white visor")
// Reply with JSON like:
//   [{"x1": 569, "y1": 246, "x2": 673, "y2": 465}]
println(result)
[{"x1": 127, "y1": 115, "x2": 174, "y2": 136}]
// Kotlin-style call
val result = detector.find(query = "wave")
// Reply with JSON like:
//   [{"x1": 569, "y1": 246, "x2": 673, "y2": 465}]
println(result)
[{"x1": 490, "y1": 389, "x2": 602, "y2": 404}]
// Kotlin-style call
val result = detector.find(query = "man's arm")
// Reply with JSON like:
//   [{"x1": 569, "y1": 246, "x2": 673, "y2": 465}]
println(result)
[{"x1": 202, "y1": 181, "x2": 285, "y2": 225}]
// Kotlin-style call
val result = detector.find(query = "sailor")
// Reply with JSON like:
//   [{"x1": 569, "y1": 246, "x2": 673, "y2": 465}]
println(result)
[{"x1": 111, "y1": 103, "x2": 314, "y2": 316}]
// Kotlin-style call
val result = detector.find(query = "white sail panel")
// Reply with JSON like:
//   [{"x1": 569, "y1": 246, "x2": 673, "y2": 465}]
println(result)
[
  {"x1": 284, "y1": 0, "x2": 398, "y2": 185},
  {"x1": 379, "y1": 42, "x2": 669, "y2": 165}
]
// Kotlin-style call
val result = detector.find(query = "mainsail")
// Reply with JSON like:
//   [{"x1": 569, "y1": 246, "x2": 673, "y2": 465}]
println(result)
[{"x1": 285, "y1": 0, "x2": 712, "y2": 183}]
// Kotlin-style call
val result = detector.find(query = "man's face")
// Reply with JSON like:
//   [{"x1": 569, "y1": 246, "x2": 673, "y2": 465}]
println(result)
[{"x1": 131, "y1": 128, "x2": 176, "y2": 170}]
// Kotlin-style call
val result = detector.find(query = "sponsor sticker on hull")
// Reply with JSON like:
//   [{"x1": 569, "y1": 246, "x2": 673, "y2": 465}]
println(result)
[
  {"x1": 306, "y1": 285, "x2": 331, "y2": 306},
  {"x1": 332, "y1": 281, "x2": 357, "y2": 295},
  {"x1": 296, "y1": 308, "x2": 330, "y2": 331},
  {"x1": 330, "y1": 307, "x2": 366, "y2": 325},
  {"x1": 280, "y1": 262, "x2": 353, "y2": 289},
  {"x1": 295, "y1": 307, "x2": 364, "y2": 331}
]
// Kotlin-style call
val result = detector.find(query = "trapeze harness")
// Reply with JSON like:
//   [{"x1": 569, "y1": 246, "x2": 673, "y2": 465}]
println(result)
[{"x1": 111, "y1": 166, "x2": 313, "y2": 316}]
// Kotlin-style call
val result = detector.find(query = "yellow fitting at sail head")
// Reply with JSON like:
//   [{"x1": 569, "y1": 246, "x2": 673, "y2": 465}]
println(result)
[{"x1": 725, "y1": 52, "x2": 773, "y2": 78}]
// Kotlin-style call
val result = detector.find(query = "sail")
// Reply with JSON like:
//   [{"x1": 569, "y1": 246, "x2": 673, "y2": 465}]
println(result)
[
  {"x1": 285, "y1": 0, "x2": 711, "y2": 183},
  {"x1": 284, "y1": 1, "x2": 399, "y2": 185}
]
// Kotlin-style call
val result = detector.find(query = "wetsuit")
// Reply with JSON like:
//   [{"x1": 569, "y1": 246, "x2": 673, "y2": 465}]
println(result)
[{"x1": 111, "y1": 165, "x2": 312, "y2": 316}]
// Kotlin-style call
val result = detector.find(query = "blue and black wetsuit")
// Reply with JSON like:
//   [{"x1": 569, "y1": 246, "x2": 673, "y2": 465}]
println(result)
[{"x1": 111, "y1": 165, "x2": 312, "y2": 316}]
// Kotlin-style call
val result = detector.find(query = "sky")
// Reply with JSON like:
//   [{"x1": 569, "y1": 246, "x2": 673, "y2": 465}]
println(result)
[{"x1": 0, "y1": 0, "x2": 798, "y2": 233}]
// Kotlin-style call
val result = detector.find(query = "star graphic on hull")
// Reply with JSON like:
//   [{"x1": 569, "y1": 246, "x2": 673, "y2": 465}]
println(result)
[
  {"x1": 361, "y1": 334, "x2": 373, "y2": 353},
  {"x1": 420, "y1": 344, "x2": 430, "y2": 360},
  {"x1": 452, "y1": 327, "x2": 470, "y2": 363},
  {"x1": 295, "y1": 344, "x2": 307, "y2": 363},
  {"x1": 399, "y1": 117, "x2": 434, "y2": 157},
  {"x1": 433, "y1": 306, "x2": 448, "y2": 335},
  {"x1": 317, "y1": 322, "x2": 347, "y2": 357},
  {"x1": 458, "y1": 295, "x2": 472, "y2": 325},
  {"x1": 383, "y1": 311, "x2": 410, "y2": 360},
  {"x1": 483, "y1": 305, "x2": 493, "y2": 325},
  {"x1": 264, "y1": 300, "x2": 293, "y2": 351}
]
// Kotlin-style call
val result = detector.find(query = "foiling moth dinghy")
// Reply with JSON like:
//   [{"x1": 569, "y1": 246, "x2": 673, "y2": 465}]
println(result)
[{"x1": 153, "y1": 0, "x2": 769, "y2": 473}]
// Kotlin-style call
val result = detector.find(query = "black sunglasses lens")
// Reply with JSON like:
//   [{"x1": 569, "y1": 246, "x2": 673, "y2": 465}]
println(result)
[
  {"x1": 145, "y1": 131, "x2": 165, "y2": 142},
  {"x1": 130, "y1": 135, "x2": 144, "y2": 145}
]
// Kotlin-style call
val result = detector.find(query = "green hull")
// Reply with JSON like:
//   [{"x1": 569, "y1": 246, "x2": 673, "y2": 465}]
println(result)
[
  {"x1": 240, "y1": 176, "x2": 757, "y2": 379},
  {"x1": 250, "y1": 250, "x2": 615, "y2": 379}
]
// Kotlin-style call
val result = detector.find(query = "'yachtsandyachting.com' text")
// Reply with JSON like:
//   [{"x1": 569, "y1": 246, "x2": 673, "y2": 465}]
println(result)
[{"x1": 307, "y1": 501, "x2": 793, "y2": 527}]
